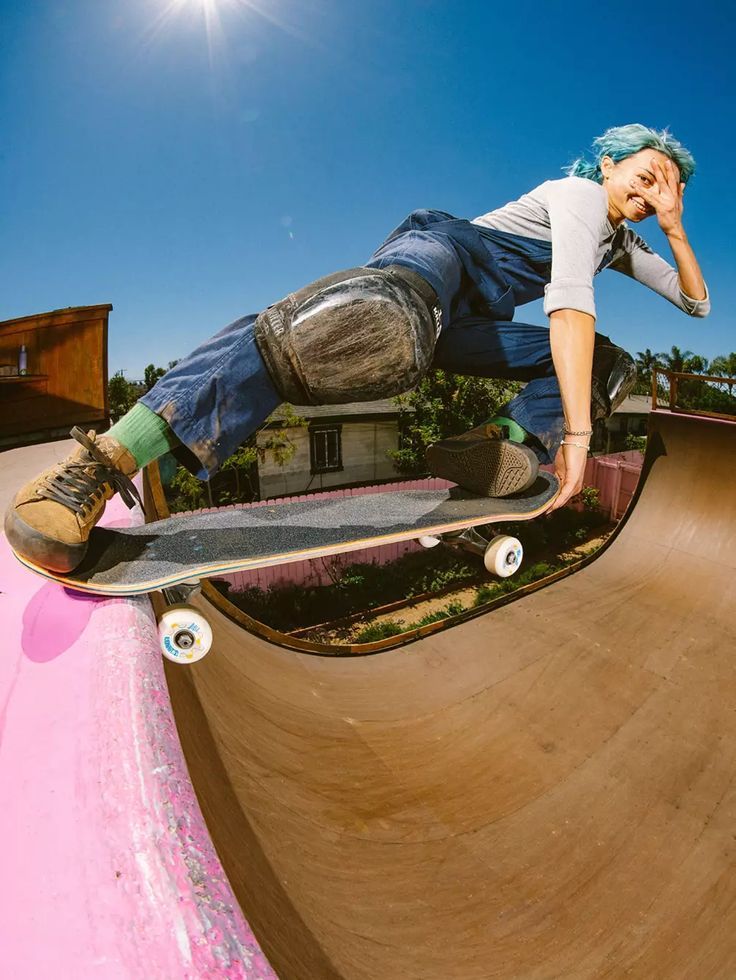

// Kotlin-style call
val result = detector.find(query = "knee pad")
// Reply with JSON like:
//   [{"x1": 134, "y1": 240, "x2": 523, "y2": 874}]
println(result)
[
  {"x1": 591, "y1": 335, "x2": 637, "y2": 421},
  {"x1": 254, "y1": 266, "x2": 441, "y2": 405}
]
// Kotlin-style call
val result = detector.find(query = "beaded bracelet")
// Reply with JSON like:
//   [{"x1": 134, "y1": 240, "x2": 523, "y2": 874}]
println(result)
[
  {"x1": 560, "y1": 441, "x2": 590, "y2": 450},
  {"x1": 563, "y1": 427, "x2": 593, "y2": 436}
]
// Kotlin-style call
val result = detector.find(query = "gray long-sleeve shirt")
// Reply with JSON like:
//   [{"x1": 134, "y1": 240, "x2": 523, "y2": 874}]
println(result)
[{"x1": 472, "y1": 176, "x2": 710, "y2": 320}]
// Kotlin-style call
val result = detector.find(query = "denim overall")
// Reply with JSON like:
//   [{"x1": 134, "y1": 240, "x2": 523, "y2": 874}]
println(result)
[{"x1": 141, "y1": 209, "x2": 604, "y2": 478}]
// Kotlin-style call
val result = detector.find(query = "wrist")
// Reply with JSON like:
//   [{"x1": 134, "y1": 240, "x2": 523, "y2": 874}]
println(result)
[
  {"x1": 564, "y1": 419, "x2": 592, "y2": 433},
  {"x1": 665, "y1": 224, "x2": 687, "y2": 242}
]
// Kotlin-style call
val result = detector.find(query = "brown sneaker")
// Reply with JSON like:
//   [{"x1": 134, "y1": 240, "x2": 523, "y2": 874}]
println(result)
[
  {"x1": 426, "y1": 422, "x2": 539, "y2": 497},
  {"x1": 4, "y1": 426, "x2": 141, "y2": 573}
]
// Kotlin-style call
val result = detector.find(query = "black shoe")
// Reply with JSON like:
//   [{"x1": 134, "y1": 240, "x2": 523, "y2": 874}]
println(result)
[
  {"x1": 426, "y1": 424, "x2": 539, "y2": 497},
  {"x1": 592, "y1": 342, "x2": 637, "y2": 421}
]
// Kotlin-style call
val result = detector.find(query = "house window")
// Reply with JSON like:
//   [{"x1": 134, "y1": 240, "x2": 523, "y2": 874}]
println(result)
[{"x1": 310, "y1": 424, "x2": 343, "y2": 474}]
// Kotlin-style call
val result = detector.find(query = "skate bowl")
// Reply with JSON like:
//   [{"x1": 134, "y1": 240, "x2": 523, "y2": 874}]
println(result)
[
  {"x1": 164, "y1": 408, "x2": 736, "y2": 979},
  {"x1": 1, "y1": 409, "x2": 734, "y2": 978}
]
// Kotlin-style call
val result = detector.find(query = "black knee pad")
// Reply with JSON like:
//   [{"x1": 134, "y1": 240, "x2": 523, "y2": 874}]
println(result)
[
  {"x1": 254, "y1": 266, "x2": 441, "y2": 405},
  {"x1": 591, "y1": 335, "x2": 637, "y2": 421}
]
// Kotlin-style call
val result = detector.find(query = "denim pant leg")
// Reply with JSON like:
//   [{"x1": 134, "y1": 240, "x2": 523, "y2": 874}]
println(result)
[
  {"x1": 432, "y1": 317, "x2": 564, "y2": 463},
  {"x1": 139, "y1": 314, "x2": 282, "y2": 479},
  {"x1": 365, "y1": 224, "x2": 464, "y2": 329}
]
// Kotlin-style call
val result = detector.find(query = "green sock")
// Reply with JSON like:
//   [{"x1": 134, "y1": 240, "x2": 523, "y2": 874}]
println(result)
[
  {"x1": 107, "y1": 403, "x2": 181, "y2": 468},
  {"x1": 488, "y1": 415, "x2": 529, "y2": 444}
]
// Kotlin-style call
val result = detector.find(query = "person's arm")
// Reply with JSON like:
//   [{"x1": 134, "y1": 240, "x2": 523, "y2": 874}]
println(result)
[
  {"x1": 541, "y1": 178, "x2": 607, "y2": 510},
  {"x1": 547, "y1": 309, "x2": 595, "y2": 511},
  {"x1": 611, "y1": 157, "x2": 709, "y2": 316},
  {"x1": 666, "y1": 227, "x2": 706, "y2": 302}
]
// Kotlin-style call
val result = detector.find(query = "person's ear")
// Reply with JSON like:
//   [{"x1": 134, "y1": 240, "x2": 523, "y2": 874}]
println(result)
[{"x1": 600, "y1": 156, "x2": 614, "y2": 181}]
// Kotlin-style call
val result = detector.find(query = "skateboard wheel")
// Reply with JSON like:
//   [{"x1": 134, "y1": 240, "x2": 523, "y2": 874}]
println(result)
[
  {"x1": 484, "y1": 535, "x2": 523, "y2": 578},
  {"x1": 417, "y1": 535, "x2": 442, "y2": 549},
  {"x1": 158, "y1": 607, "x2": 213, "y2": 664}
]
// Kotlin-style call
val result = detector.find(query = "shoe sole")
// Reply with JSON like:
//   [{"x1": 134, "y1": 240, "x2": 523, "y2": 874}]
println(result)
[
  {"x1": 426, "y1": 438, "x2": 539, "y2": 497},
  {"x1": 4, "y1": 506, "x2": 88, "y2": 573}
]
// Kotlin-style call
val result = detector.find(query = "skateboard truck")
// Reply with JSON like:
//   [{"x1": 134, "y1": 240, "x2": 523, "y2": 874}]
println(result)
[
  {"x1": 161, "y1": 579, "x2": 202, "y2": 606},
  {"x1": 418, "y1": 527, "x2": 524, "y2": 577}
]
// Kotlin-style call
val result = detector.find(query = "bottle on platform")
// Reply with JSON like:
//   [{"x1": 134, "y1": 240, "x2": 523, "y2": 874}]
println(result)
[{"x1": 18, "y1": 344, "x2": 28, "y2": 376}]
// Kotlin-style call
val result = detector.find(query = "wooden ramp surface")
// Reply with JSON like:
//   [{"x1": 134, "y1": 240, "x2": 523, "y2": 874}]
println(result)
[{"x1": 166, "y1": 411, "x2": 736, "y2": 980}]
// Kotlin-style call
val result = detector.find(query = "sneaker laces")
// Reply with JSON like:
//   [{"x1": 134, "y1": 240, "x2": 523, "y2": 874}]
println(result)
[{"x1": 36, "y1": 427, "x2": 142, "y2": 516}]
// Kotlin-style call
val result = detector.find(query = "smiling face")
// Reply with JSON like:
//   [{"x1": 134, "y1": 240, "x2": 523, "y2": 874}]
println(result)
[{"x1": 601, "y1": 149, "x2": 680, "y2": 225}]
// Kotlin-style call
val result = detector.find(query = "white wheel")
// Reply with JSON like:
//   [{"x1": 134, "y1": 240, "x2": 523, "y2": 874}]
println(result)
[
  {"x1": 484, "y1": 535, "x2": 523, "y2": 578},
  {"x1": 417, "y1": 534, "x2": 442, "y2": 549},
  {"x1": 159, "y1": 606, "x2": 213, "y2": 664}
]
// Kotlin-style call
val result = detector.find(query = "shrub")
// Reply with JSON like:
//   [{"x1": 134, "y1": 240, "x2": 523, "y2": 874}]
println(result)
[
  {"x1": 415, "y1": 600, "x2": 468, "y2": 628},
  {"x1": 473, "y1": 583, "x2": 499, "y2": 606},
  {"x1": 579, "y1": 485, "x2": 601, "y2": 512},
  {"x1": 354, "y1": 620, "x2": 406, "y2": 642},
  {"x1": 625, "y1": 434, "x2": 647, "y2": 452}
]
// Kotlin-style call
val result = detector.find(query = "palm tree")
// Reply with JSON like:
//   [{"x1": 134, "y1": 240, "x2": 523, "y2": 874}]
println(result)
[
  {"x1": 635, "y1": 348, "x2": 658, "y2": 374},
  {"x1": 710, "y1": 353, "x2": 736, "y2": 377},
  {"x1": 683, "y1": 354, "x2": 709, "y2": 374},
  {"x1": 656, "y1": 346, "x2": 698, "y2": 374},
  {"x1": 634, "y1": 347, "x2": 658, "y2": 394}
]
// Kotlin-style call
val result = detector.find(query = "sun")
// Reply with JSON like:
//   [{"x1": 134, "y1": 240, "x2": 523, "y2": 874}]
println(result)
[
  {"x1": 144, "y1": 0, "x2": 307, "y2": 68},
  {"x1": 147, "y1": 0, "x2": 286, "y2": 43},
  {"x1": 145, "y1": 0, "x2": 231, "y2": 64}
]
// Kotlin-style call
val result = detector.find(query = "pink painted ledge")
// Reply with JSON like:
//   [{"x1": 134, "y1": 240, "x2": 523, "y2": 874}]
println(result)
[{"x1": 0, "y1": 447, "x2": 276, "y2": 979}]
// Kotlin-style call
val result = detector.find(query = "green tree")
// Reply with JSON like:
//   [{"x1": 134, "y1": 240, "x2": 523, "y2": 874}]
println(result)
[
  {"x1": 108, "y1": 371, "x2": 136, "y2": 422},
  {"x1": 169, "y1": 466, "x2": 206, "y2": 511},
  {"x1": 683, "y1": 353, "x2": 708, "y2": 374},
  {"x1": 655, "y1": 346, "x2": 705, "y2": 374},
  {"x1": 653, "y1": 347, "x2": 736, "y2": 415},
  {"x1": 220, "y1": 444, "x2": 259, "y2": 501},
  {"x1": 710, "y1": 353, "x2": 736, "y2": 377},
  {"x1": 256, "y1": 403, "x2": 308, "y2": 468},
  {"x1": 144, "y1": 363, "x2": 166, "y2": 391},
  {"x1": 388, "y1": 369, "x2": 523, "y2": 474},
  {"x1": 634, "y1": 348, "x2": 658, "y2": 394}
]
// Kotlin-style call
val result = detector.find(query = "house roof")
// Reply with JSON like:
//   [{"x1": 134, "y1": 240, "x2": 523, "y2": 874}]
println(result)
[{"x1": 613, "y1": 393, "x2": 652, "y2": 415}]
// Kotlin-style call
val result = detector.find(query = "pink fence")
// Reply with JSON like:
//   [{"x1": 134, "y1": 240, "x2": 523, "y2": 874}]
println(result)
[
  {"x1": 182, "y1": 451, "x2": 643, "y2": 594},
  {"x1": 582, "y1": 450, "x2": 644, "y2": 520}
]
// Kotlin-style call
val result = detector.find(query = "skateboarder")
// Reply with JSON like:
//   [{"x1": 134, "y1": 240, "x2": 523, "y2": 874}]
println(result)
[{"x1": 6, "y1": 124, "x2": 708, "y2": 573}]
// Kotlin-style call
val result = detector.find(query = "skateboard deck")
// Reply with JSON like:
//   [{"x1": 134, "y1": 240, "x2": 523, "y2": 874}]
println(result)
[{"x1": 13, "y1": 473, "x2": 559, "y2": 596}]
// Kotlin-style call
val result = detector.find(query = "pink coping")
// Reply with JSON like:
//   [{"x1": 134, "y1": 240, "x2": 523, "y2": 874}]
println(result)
[{"x1": 0, "y1": 483, "x2": 275, "y2": 979}]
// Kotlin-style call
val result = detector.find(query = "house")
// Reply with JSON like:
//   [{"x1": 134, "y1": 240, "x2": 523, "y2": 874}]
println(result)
[
  {"x1": 0, "y1": 305, "x2": 111, "y2": 449},
  {"x1": 593, "y1": 393, "x2": 651, "y2": 453},
  {"x1": 256, "y1": 388, "x2": 653, "y2": 497},
  {"x1": 256, "y1": 399, "x2": 409, "y2": 497}
]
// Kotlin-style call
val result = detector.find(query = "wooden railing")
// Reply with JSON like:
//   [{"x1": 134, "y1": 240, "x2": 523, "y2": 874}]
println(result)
[{"x1": 651, "y1": 366, "x2": 736, "y2": 423}]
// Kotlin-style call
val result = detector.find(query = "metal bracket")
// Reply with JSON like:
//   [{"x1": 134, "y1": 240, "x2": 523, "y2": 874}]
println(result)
[{"x1": 161, "y1": 579, "x2": 202, "y2": 606}]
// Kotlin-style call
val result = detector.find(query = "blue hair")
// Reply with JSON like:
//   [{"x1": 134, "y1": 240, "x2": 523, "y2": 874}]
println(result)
[{"x1": 565, "y1": 124, "x2": 696, "y2": 184}]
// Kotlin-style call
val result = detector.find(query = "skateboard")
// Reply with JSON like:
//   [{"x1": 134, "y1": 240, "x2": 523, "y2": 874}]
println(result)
[{"x1": 13, "y1": 472, "x2": 559, "y2": 663}]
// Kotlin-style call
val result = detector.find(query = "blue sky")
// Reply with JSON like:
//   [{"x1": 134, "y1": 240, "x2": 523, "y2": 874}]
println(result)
[{"x1": 1, "y1": 0, "x2": 733, "y2": 379}]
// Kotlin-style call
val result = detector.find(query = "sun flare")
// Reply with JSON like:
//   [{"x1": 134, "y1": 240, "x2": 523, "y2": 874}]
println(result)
[
  {"x1": 144, "y1": 0, "x2": 310, "y2": 74},
  {"x1": 148, "y1": 0, "x2": 300, "y2": 54}
]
